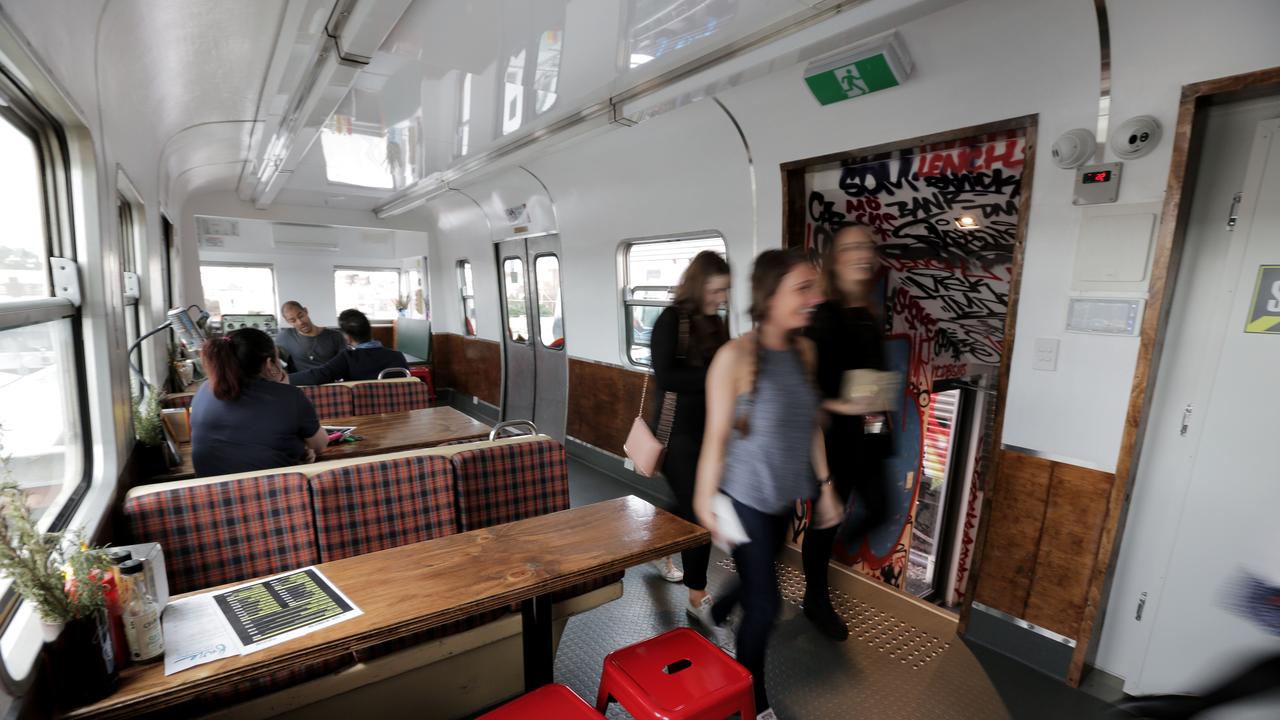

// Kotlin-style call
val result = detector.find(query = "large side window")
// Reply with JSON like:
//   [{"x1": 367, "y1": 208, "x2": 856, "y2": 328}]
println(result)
[
  {"x1": 199, "y1": 263, "x2": 277, "y2": 322},
  {"x1": 0, "y1": 74, "x2": 89, "y2": 532},
  {"x1": 333, "y1": 267, "x2": 399, "y2": 321},
  {"x1": 457, "y1": 260, "x2": 477, "y2": 336},
  {"x1": 620, "y1": 233, "x2": 727, "y2": 367}
]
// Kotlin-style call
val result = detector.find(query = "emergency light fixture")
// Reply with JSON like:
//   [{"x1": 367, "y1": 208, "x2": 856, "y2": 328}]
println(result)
[{"x1": 803, "y1": 31, "x2": 912, "y2": 106}]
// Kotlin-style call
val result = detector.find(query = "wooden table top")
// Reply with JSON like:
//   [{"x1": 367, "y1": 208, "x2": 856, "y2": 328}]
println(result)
[
  {"x1": 67, "y1": 497, "x2": 708, "y2": 719},
  {"x1": 157, "y1": 406, "x2": 492, "y2": 481}
]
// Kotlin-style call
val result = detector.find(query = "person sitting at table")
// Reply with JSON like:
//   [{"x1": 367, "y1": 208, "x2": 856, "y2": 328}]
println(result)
[
  {"x1": 277, "y1": 300, "x2": 345, "y2": 372},
  {"x1": 289, "y1": 308, "x2": 409, "y2": 386},
  {"x1": 190, "y1": 327, "x2": 328, "y2": 477}
]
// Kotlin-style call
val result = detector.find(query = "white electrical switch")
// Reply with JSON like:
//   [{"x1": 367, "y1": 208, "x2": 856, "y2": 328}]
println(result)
[{"x1": 1034, "y1": 338, "x2": 1060, "y2": 371}]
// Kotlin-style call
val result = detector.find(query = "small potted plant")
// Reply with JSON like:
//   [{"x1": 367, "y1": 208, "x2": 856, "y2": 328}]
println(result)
[
  {"x1": 0, "y1": 438, "x2": 118, "y2": 706},
  {"x1": 133, "y1": 390, "x2": 170, "y2": 477}
]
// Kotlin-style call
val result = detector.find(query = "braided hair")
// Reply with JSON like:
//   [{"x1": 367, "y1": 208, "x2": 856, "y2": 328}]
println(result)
[{"x1": 735, "y1": 248, "x2": 812, "y2": 435}]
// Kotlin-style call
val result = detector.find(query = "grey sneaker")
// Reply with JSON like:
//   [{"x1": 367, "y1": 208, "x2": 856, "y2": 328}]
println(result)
[{"x1": 686, "y1": 595, "x2": 715, "y2": 627}]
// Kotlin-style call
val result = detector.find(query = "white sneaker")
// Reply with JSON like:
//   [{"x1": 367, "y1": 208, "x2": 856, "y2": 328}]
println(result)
[
  {"x1": 710, "y1": 621, "x2": 736, "y2": 656},
  {"x1": 686, "y1": 595, "x2": 716, "y2": 628},
  {"x1": 757, "y1": 708, "x2": 778, "y2": 720},
  {"x1": 658, "y1": 557, "x2": 684, "y2": 583}
]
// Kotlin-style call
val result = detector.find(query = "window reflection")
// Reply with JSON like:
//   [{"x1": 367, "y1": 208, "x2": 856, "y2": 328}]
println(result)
[
  {"x1": 503, "y1": 49, "x2": 526, "y2": 136},
  {"x1": 534, "y1": 30, "x2": 562, "y2": 115},
  {"x1": 320, "y1": 123, "x2": 395, "y2": 189},
  {"x1": 627, "y1": 0, "x2": 738, "y2": 68},
  {"x1": 457, "y1": 73, "x2": 473, "y2": 157}
]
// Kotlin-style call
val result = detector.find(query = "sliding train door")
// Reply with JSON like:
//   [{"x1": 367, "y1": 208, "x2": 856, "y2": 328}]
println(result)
[{"x1": 496, "y1": 235, "x2": 567, "y2": 441}]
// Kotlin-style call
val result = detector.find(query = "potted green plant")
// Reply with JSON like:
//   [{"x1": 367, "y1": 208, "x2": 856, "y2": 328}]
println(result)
[
  {"x1": 0, "y1": 437, "x2": 119, "y2": 705},
  {"x1": 133, "y1": 390, "x2": 170, "y2": 478}
]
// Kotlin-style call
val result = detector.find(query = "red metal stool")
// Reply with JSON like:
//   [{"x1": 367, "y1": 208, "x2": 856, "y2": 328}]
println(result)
[
  {"x1": 408, "y1": 365, "x2": 436, "y2": 403},
  {"x1": 479, "y1": 683, "x2": 601, "y2": 719},
  {"x1": 596, "y1": 627, "x2": 755, "y2": 720}
]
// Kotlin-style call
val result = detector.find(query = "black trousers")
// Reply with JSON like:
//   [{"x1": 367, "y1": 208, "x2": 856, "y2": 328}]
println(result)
[
  {"x1": 802, "y1": 441, "x2": 890, "y2": 604},
  {"x1": 711, "y1": 498, "x2": 790, "y2": 712},
  {"x1": 661, "y1": 433, "x2": 711, "y2": 592}
]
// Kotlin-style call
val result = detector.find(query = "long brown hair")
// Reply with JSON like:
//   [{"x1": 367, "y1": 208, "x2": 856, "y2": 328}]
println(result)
[
  {"x1": 821, "y1": 223, "x2": 878, "y2": 304},
  {"x1": 672, "y1": 250, "x2": 731, "y2": 365},
  {"x1": 736, "y1": 248, "x2": 812, "y2": 434},
  {"x1": 200, "y1": 328, "x2": 277, "y2": 401}
]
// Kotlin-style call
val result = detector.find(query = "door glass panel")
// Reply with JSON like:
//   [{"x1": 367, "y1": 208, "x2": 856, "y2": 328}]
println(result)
[
  {"x1": 534, "y1": 255, "x2": 563, "y2": 349},
  {"x1": 907, "y1": 388, "x2": 962, "y2": 598},
  {"x1": 502, "y1": 257, "x2": 529, "y2": 343}
]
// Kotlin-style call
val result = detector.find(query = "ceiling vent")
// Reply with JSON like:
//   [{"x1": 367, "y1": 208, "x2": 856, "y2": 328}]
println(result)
[{"x1": 272, "y1": 223, "x2": 341, "y2": 252}]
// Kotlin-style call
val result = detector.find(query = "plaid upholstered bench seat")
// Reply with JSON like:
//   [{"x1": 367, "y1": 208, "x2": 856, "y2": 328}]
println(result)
[{"x1": 121, "y1": 434, "x2": 624, "y2": 719}]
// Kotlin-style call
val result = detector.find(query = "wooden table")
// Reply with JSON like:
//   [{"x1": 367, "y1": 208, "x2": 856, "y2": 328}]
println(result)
[
  {"x1": 157, "y1": 406, "x2": 492, "y2": 481},
  {"x1": 67, "y1": 497, "x2": 709, "y2": 719}
]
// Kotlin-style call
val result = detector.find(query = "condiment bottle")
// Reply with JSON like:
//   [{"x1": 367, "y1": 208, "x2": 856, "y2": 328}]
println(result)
[
  {"x1": 103, "y1": 548, "x2": 132, "y2": 667},
  {"x1": 118, "y1": 559, "x2": 164, "y2": 662}
]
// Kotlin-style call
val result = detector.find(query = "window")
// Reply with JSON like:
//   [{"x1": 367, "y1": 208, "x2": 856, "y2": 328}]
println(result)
[
  {"x1": 502, "y1": 257, "x2": 529, "y2": 343},
  {"x1": 534, "y1": 254, "x2": 563, "y2": 349},
  {"x1": 458, "y1": 260, "x2": 477, "y2": 336},
  {"x1": 534, "y1": 30, "x2": 562, "y2": 115},
  {"x1": 0, "y1": 73, "x2": 89, "y2": 533},
  {"x1": 456, "y1": 73, "x2": 473, "y2": 158},
  {"x1": 200, "y1": 264, "x2": 277, "y2": 321},
  {"x1": 626, "y1": 0, "x2": 738, "y2": 69},
  {"x1": 621, "y1": 233, "x2": 726, "y2": 366},
  {"x1": 333, "y1": 267, "x2": 399, "y2": 321},
  {"x1": 502, "y1": 49, "x2": 527, "y2": 136}
]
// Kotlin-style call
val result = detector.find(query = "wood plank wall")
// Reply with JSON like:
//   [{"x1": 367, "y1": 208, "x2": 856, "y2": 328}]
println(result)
[
  {"x1": 973, "y1": 449, "x2": 1115, "y2": 639},
  {"x1": 431, "y1": 334, "x2": 501, "y2": 406},
  {"x1": 566, "y1": 358, "x2": 657, "y2": 457}
]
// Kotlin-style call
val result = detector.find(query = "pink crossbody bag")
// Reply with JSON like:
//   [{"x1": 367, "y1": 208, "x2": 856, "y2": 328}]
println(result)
[{"x1": 623, "y1": 315, "x2": 685, "y2": 477}]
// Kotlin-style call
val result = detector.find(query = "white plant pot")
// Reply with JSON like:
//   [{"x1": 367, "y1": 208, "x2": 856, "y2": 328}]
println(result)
[{"x1": 40, "y1": 620, "x2": 64, "y2": 643}]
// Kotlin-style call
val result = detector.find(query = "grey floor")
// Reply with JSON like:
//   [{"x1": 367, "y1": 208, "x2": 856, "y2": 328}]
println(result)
[{"x1": 558, "y1": 457, "x2": 1122, "y2": 720}]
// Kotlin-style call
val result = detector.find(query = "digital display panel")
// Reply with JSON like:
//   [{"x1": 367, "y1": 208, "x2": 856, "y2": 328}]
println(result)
[{"x1": 1082, "y1": 170, "x2": 1112, "y2": 184}]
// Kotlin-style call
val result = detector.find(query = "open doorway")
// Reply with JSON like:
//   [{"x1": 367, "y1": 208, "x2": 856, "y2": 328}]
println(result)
[{"x1": 783, "y1": 117, "x2": 1034, "y2": 611}]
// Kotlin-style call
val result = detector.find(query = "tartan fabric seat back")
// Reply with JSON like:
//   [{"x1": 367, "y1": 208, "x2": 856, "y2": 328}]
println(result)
[
  {"x1": 350, "y1": 379, "x2": 431, "y2": 415},
  {"x1": 451, "y1": 438, "x2": 569, "y2": 532},
  {"x1": 124, "y1": 473, "x2": 319, "y2": 595},
  {"x1": 309, "y1": 455, "x2": 458, "y2": 562},
  {"x1": 161, "y1": 393, "x2": 194, "y2": 409},
  {"x1": 298, "y1": 383, "x2": 354, "y2": 418}
]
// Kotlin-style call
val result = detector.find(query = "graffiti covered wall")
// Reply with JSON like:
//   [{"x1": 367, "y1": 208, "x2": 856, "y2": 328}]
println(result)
[{"x1": 799, "y1": 131, "x2": 1026, "y2": 592}]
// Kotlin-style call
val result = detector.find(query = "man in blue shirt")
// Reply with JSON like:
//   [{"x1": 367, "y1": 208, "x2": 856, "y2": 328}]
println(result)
[{"x1": 288, "y1": 308, "x2": 408, "y2": 385}]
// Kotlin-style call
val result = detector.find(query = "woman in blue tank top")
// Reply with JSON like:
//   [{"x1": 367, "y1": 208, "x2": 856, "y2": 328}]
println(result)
[{"x1": 693, "y1": 249, "x2": 832, "y2": 717}]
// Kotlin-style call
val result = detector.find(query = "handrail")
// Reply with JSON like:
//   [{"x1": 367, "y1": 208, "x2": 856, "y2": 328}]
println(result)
[
  {"x1": 377, "y1": 367, "x2": 412, "y2": 379},
  {"x1": 489, "y1": 420, "x2": 538, "y2": 442}
]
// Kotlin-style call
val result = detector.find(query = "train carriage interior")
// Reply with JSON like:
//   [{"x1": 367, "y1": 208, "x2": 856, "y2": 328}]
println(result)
[{"x1": 0, "y1": 0, "x2": 1278, "y2": 718}]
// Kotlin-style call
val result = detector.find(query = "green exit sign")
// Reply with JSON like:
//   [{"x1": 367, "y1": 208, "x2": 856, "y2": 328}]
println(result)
[{"x1": 804, "y1": 32, "x2": 913, "y2": 106}]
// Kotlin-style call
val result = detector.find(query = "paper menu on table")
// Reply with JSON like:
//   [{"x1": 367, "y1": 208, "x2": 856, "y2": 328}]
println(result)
[
  {"x1": 211, "y1": 567, "x2": 363, "y2": 655},
  {"x1": 162, "y1": 594, "x2": 238, "y2": 676}
]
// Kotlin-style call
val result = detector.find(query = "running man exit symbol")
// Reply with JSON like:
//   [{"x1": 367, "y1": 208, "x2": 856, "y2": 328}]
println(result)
[
  {"x1": 1244, "y1": 265, "x2": 1280, "y2": 334},
  {"x1": 804, "y1": 52, "x2": 902, "y2": 106}
]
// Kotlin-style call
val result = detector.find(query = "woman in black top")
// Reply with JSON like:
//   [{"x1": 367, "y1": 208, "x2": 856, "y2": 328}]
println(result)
[
  {"x1": 803, "y1": 224, "x2": 891, "y2": 641},
  {"x1": 650, "y1": 250, "x2": 731, "y2": 623}
]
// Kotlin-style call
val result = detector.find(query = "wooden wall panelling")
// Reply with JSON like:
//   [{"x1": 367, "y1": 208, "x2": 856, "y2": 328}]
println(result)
[
  {"x1": 370, "y1": 324, "x2": 394, "y2": 347},
  {"x1": 431, "y1": 334, "x2": 501, "y2": 406},
  {"x1": 566, "y1": 359, "x2": 655, "y2": 458},
  {"x1": 972, "y1": 450, "x2": 1053, "y2": 617},
  {"x1": 1023, "y1": 463, "x2": 1115, "y2": 638}
]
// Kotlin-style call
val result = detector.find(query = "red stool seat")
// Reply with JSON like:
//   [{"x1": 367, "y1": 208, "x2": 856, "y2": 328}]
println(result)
[
  {"x1": 596, "y1": 628, "x2": 755, "y2": 719},
  {"x1": 408, "y1": 365, "x2": 436, "y2": 403},
  {"x1": 479, "y1": 683, "x2": 600, "y2": 719}
]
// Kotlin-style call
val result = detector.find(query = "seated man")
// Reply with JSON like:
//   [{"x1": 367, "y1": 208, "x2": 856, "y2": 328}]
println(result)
[
  {"x1": 276, "y1": 301, "x2": 345, "y2": 372},
  {"x1": 289, "y1": 308, "x2": 408, "y2": 385}
]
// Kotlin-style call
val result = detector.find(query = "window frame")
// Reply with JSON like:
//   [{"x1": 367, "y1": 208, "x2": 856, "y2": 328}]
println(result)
[
  {"x1": 116, "y1": 191, "x2": 144, "y2": 399},
  {"x1": 532, "y1": 252, "x2": 563, "y2": 351},
  {"x1": 0, "y1": 62, "x2": 94, "y2": 649},
  {"x1": 198, "y1": 261, "x2": 279, "y2": 323},
  {"x1": 616, "y1": 231, "x2": 728, "y2": 369},
  {"x1": 332, "y1": 265, "x2": 400, "y2": 322},
  {"x1": 457, "y1": 259, "x2": 476, "y2": 337}
]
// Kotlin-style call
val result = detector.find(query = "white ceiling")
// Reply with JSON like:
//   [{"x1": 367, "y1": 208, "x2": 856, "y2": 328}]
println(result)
[{"x1": 5, "y1": 0, "x2": 914, "y2": 216}]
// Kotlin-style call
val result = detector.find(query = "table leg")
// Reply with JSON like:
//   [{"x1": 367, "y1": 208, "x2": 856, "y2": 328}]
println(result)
[{"x1": 521, "y1": 594, "x2": 553, "y2": 691}]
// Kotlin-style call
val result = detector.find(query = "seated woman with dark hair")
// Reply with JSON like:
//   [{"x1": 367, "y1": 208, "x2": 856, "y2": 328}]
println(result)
[
  {"x1": 190, "y1": 328, "x2": 328, "y2": 477},
  {"x1": 288, "y1": 308, "x2": 408, "y2": 386}
]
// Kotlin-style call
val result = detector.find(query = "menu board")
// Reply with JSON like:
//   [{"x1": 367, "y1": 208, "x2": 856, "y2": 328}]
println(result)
[{"x1": 213, "y1": 568, "x2": 355, "y2": 648}]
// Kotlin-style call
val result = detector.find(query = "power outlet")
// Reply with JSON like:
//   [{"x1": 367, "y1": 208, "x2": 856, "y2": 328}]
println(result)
[{"x1": 1034, "y1": 338, "x2": 1060, "y2": 371}]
